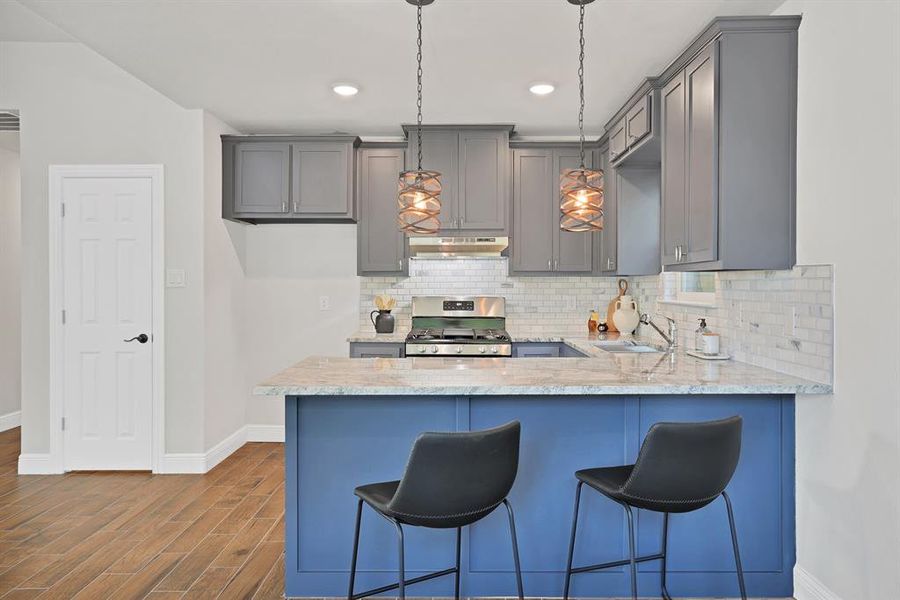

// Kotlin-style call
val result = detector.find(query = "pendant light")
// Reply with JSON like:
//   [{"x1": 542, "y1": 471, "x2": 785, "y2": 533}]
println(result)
[
  {"x1": 398, "y1": 0, "x2": 442, "y2": 235},
  {"x1": 560, "y1": 0, "x2": 603, "y2": 233}
]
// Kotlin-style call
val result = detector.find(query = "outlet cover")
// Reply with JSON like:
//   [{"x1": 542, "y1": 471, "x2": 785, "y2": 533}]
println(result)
[
  {"x1": 319, "y1": 296, "x2": 331, "y2": 311},
  {"x1": 166, "y1": 269, "x2": 186, "y2": 288}
]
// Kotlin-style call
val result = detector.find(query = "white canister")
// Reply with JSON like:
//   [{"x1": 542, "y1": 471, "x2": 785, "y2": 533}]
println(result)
[
  {"x1": 612, "y1": 295, "x2": 640, "y2": 335},
  {"x1": 702, "y1": 332, "x2": 720, "y2": 356}
]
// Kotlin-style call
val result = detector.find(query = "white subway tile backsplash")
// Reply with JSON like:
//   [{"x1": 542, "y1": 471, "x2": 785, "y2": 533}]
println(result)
[{"x1": 359, "y1": 260, "x2": 833, "y2": 385}]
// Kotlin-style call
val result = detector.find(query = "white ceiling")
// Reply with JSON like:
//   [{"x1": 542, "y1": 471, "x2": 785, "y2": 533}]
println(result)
[{"x1": 9, "y1": 0, "x2": 783, "y2": 136}]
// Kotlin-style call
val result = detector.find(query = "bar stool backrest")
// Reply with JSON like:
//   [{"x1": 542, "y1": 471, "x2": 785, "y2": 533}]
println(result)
[
  {"x1": 387, "y1": 421, "x2": 521, "y2": 528},
  {"x1": 622, "y1": 416, "x2": 742, "y2": 511}
]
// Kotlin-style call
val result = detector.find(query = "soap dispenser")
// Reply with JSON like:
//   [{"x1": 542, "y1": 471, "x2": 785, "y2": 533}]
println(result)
[{"x1": 695, "y1": 318, "x2": 709, "y2": 351}]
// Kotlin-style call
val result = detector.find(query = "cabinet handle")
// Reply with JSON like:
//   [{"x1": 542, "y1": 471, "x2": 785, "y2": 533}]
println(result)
[
  {"x1": 675, "y1": 245, "x2": 681, "y2": 262},
  {"x1": 554, "y1": 259, "x2": 559, "y2": 271},
  {"x1": 548, "y1": 258, "x2": 552, "y2": 271},
  {"x1": 282, "y1": 200, "x2": 287, "y2": 213}
]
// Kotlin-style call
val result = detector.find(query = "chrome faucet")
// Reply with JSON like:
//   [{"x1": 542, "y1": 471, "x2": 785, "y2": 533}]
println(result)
[{"x1": 640, "y1": 313, "x2": 678, "y2": 350}]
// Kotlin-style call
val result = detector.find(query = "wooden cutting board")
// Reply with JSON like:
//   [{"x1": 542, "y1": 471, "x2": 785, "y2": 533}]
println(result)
[{"x1": 606, "y1": 278, "x2": 628, "y2": 332}]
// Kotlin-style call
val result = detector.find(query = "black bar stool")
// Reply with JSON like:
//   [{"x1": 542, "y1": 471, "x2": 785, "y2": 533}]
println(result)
[
  {"x1": 563, "y1": 416, "x2": 747, "y2": 600},
  {"x1": 347, "y1": 421, "x2": 524, "y2": 600}
]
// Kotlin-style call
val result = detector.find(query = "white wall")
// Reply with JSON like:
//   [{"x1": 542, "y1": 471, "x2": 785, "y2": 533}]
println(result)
[
  {"x1": 0, "y1": 42, "x2": 207, "y2": 455},
  {"x1": 202, "y1": 111, "x2": 248, "y2": 449},
  {"x1": 773, "y1": 2, "x2": 900, "y2": 599},
  {"x1": 243, "y1": 224, "x2": 360, "y2": 427},
  {"x1": 0, "y1": 135, "x2": 21, "y2": 422}
]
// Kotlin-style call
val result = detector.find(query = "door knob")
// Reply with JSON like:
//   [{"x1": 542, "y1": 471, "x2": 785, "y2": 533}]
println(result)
[{"x1": 124, "y1": 334, "x2": 149, "y2": 344}]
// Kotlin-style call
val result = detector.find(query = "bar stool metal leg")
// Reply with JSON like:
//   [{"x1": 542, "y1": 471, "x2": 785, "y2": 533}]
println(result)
[
  {"x1": 563, "y1": 482, "x2": 584, "y2": 600},
  {"x1": 660, "y1": 512, "x2": 672, "y2": 600},
  {"x1": 722, "y1": 492, "x2": 747, "y2": 600},
  {"x1": 502, "y1": 499, "x2": 525, "y2": 600},
  {"x1": 454, "y1": 527, "x2": 462, "y2": 600},
  {"x1": 394, "y1": 520, "x2": 406, "y2": 600},
  {"x1": 623, "y1": 503, "x2": 638, "y2": 600},
  {"x1": 347, "y1": 499, "x2": 364, "y2": 600}
]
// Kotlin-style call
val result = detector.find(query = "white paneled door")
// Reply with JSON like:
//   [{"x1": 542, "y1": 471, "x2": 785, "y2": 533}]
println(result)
[{"x1": 62, "y1": 176, "x2": 153, "y2": 470}]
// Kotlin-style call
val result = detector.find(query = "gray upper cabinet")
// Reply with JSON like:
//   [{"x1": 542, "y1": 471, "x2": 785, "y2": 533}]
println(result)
[
  {"x1": 292, "y1": 142, "x2": 353, "y2": 218},
  {"x1": 459, "y1": 130, "x2": 507, "y2": 230},
  {"x1": 608, "y1": 118, "x2": 627, "y2": 162},
  {"x1": 511, "y1": 149, "x2": 554, "y2": 272},
  {"x1": 625, "y1": 93, "x2": 651, "y2": 148},
  {"x1": 661, "y1": 73, "x2": 688, "y2": 266},
  {"x1": 358, "y1": 146, "x2": 407, "y2": 275},
  {"x1": 222, "y1": 135, "x2": 359, "y2": 224},
  {"x1": 232, "y1": 143, "x2": 291, "y2": 216},
  {"x1": 406, "y1": 125, "x2": 511, "y2": 234},
  {"x1": 598, "y1": 145, "x2": 618, "y2": 274},
  {"x1": 510, "y1": 144, "x2": 594, "y2": 275},
  {"x1": 659, "y1": 16, "x2": 799, "y2": 271}
]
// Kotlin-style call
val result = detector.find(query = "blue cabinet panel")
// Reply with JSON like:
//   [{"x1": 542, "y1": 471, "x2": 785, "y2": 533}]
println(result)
[{"x1": 285, "y1": 394, "x2": 794, "y2": 598}]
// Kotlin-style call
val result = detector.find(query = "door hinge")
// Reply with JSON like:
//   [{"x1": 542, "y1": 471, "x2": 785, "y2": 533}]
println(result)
[
  {"x1": 61, "y1": 310, "x2": 66, "y2": 324},
  {"x1": 61, "y1": 417, "x2": 66, "y2": 431},
  {"x1": 61, "y1": 203, "x2": 65, "y2": 218}
]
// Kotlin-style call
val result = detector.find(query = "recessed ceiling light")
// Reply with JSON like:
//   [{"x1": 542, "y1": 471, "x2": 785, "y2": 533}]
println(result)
[
  {"x1": 529, "y1": 83, "x2": 555, "y2": 96},
  {"x1": 333, "y1": 84, "x2": 359, "y2": 97}
]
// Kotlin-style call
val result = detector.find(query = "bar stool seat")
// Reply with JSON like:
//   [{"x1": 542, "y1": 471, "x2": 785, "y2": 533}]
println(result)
[
  {"x1": 564, "y1": 416, "x2": 747, "y2": 600},
  {"x1": 347, "y1": 421, "x2": 524, "y2": 600}
]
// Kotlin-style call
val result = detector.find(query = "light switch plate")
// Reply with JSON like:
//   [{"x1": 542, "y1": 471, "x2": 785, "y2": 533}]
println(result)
[
  {"x1": 319, "y1": 296, "x2": 330, "y2": 311},
  {"x1": 166, "y1": 269, "x2": 186, "y2": 288}
]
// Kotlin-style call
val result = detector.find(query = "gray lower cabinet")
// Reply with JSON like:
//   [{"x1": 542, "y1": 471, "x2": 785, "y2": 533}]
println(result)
[
  {"x1": 222, "y1": 135, "x2": 359, "y2": 224},
  {"x1": 510, "y1": 145, "x2": 595, "y2": 275},
  {"x1": 406, "y1": 125, "x2": 511, "y2": 234},
  {"x1": 357, "y1": 146, "x2": 407, "y2": 275},
  {"x1": 349, "y1": 342, "x2": 405, "y2": 358},
  {"x1": 660, "y1": 21, "x2": 798, "y2": 271},
  {"x1": 512, "y1": 342, "x2": 588, "y2": 358}
]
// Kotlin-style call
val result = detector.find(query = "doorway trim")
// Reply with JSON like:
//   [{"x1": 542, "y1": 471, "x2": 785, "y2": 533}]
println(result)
[{"x1": 48, "y1": 164, "x2": 165, "y2": 473}]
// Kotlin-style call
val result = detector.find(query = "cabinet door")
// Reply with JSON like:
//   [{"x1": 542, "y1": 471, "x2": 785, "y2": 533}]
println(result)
[
  {"x1": 599, "y1": 148, "x2": 618, "y2": 274},
  {"x1": 349, "y1": 343, "x2": 403, "y2": 358},
  {"x1": 685, "y1": 43, "x2": 719, "y2": 264},
  {"x1": 554, "y1": 150, "x2": 594, "y2": 272},
  {"x1": 458, "y1": 130, "x2": 507, "y2": 231},
  {"x1": 358, "y1": 148, "x2": 406, "y2": 274},
  {"x1": 291, "y1": 142, "x2": 352, "y2": 217},
  {"x1": 408, "y1": 130, "x2": 458, "y2": 230},
  {"x1": 625, "y1": 93, "x2": 652, "y2": 148},
  {"x1": 233, "y1": 143, "x2": 290, "y2": 215},
  {"x1": 661, "y1": 72, "x2": 688, "y2": 266},
  {"x1": 609, "y1": 118, "x2": 628, "y2": 162},
  {"x1": 511, "y1": 149, "x2": 554, "y2": 272}
]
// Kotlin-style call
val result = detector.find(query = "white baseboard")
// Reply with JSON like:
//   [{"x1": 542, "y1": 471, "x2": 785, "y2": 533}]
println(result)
[
  {"x1": 0, "y1": 410, "x2": 21, "y2": 432},
  {"x1": 18, "y1": 453, "x2": 59, "y2": 474},
  {"x1": 246, "y1": 424, "x2": 284, "y2": 442},
  {"x1": 205, "y1": 426, "x2": 248, "y2": 471},
  {"x1": 159, "y1": 425, "x2": 248, "y2": 474},
  {"x1": 795, "y1": 565, "x2": 843, "y2": 600}
]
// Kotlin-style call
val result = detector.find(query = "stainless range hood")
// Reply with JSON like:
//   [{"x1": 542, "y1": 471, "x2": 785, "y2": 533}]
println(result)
[{"x1": 408, "y1": 236, "x2": 508, "y2": 258}]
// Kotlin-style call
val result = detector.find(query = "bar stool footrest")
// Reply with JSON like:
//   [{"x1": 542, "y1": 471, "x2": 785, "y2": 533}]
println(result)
[
  {"x1": 351, "y1": 567, "x2": 459, "y2": 600},
  {"x1": 569, "y1": 552, "x2": 665, "y2": 575}
]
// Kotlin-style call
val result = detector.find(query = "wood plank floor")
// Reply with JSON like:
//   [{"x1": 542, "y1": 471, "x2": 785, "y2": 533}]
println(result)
[{"x1": 0, "y1": 428, "x2": 285, "y2": 599}]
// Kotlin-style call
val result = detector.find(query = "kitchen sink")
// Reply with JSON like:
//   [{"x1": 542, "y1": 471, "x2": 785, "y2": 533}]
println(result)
[{"x1": 593, "y1": 341, "x2": 664, "y2": 353}]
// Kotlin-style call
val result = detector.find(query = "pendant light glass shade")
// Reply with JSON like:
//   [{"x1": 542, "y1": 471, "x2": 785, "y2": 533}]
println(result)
[
  {"x1": 398, "y1": 169, "x2": 442, "y2": 234},
  {"x1": 560, "y1": 167, "x2": 603, "y2": 232}
]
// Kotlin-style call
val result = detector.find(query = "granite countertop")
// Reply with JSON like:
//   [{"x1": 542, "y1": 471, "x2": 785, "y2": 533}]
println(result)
[{"x1": 256, "y1": 334, "x2": 832, "y2": 396}]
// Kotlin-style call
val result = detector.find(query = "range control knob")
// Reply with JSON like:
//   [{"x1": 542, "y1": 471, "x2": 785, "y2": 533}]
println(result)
[
  {"x1": 455, "y1": 346, "x2": 462, "y2": 354},
  {"x1": 479, "y1": 346, "x2": 486, "y2": 354},
  {"x1": 430, "y1": 345, "x2": 438, "y2": 354},
  {"x1": 418, "y1": 346, "x2": 426, "y2": 354},
  {"x1": 491, "y1": 346, "x2": 498, "y2": 354}
]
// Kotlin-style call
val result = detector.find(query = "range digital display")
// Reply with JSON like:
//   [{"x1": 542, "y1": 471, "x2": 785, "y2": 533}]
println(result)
[{"x1": 443, "y1": 300, "x2": 475, "y2": 311}]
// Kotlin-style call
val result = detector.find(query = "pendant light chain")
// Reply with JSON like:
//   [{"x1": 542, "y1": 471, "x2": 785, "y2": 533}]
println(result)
[
  {"x1": 416, "y1": 2, "x2": 424, "y2": 171},
  {"x1": 577, "y1": 3, "x2": 586, "y2": 170}
]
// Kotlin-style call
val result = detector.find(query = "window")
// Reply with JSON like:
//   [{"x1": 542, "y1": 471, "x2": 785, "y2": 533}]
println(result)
[{"x1": 660, "y1": 271, "x2": 716, "y2": 306}]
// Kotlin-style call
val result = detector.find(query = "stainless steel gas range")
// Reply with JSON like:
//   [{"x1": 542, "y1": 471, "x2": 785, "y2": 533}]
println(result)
[{"x1": 405, "y1": 296, "x2": 512, "y2": 357}]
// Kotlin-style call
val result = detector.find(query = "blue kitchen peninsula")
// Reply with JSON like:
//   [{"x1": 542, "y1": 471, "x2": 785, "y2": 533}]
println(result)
[{"x1": 255, "y1": 348, "x2": 829, "y2": 599}]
